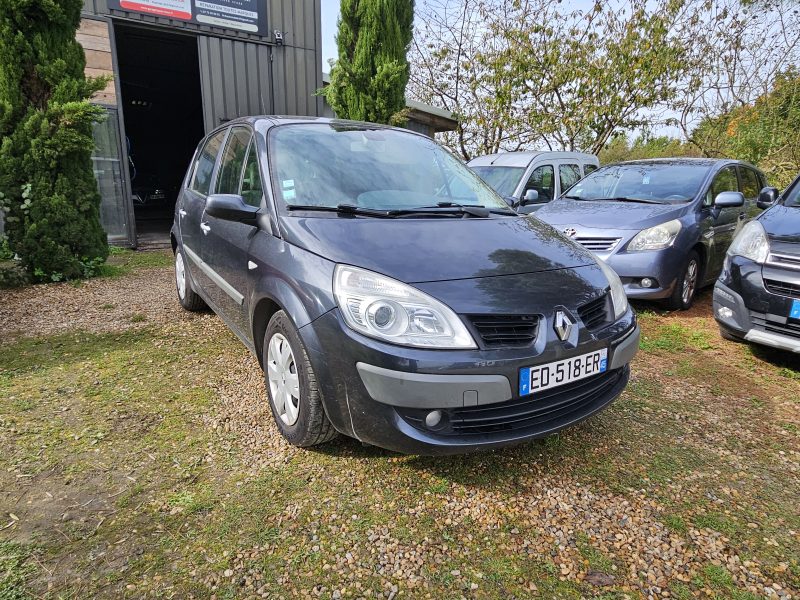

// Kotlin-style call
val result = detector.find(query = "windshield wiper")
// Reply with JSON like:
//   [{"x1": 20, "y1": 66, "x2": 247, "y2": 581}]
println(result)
[
  {"x1": 285, "y1": 204, "x2": 396, "y2": 217},
  {"x1": 433, "y1": 201, "x2": 516, "y2": 216},
  {"x1": 573, "y1": 196, "x2": 665, "y2": 205}
]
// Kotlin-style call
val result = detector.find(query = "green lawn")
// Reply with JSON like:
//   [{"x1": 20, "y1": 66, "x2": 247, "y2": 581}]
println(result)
[{"x1": 1, "y1": 259, "x2": 798, "y2": 598}]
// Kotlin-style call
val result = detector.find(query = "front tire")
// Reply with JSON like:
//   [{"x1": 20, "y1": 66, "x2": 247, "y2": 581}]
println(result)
[
  {"x1": 264, "y1": 311, "x2": 337, "y2": 447},
  {"x1": 175, "y1": 247, "x2": 206, "y2": 311},
  {"x1": 665, "y1": 251, "x2": 700, "y2": 311}
]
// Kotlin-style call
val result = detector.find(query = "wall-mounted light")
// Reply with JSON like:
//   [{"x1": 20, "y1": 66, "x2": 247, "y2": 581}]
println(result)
[{"x1": 273, "y1": 29, "x2": 284, "y2": 46}]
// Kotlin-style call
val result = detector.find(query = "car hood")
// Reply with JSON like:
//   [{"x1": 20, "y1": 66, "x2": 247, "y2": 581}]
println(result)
[
  {"x1": 759, "y1": 204, "x2": 800, "y2": 243},
  {"x1": 535, "y1": 198, "x2": 688, "y2": 230},
  {"x1": 279, "y1": 215, "x2": 596, "y2": 283}
]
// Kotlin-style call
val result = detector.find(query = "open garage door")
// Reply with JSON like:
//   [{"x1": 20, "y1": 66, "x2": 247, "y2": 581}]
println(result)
[{"x1": 197, "y1": 36, "x2": 274, "y2": 131}]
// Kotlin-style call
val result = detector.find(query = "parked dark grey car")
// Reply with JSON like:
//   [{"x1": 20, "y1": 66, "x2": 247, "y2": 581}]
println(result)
[
  {"x1": 714, "y1": 173, "x2": 800, "y2": 353},
  {"x1": 171, "y1": 117, "x2": 640, "y2": 455},
  {"x1": 535, "y1": 159, "x2": 767, "y2": 309}
]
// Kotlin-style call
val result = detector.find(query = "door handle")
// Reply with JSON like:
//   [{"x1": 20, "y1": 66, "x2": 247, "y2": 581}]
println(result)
[
  {"x1": 179, "y1": 209, "x2": 187, "y2": 217},
  {"x1": 200, "y1": 222, "x2": 211, "y2": 235}
]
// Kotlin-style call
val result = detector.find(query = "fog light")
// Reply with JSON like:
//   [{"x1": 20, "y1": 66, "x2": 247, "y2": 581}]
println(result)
[
  {"x1": 640, "y1": 277, "x2": 654, "y2": 288},
  {"x1": 717, "y1": 307, "x2": 734, "y2": 319},
  {"x1": 425, "y1": 410, "x2": 442, "y2": 428}
]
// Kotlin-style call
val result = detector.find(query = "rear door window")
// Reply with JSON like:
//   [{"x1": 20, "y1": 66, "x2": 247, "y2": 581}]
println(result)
[
  {"x1": 215, "y1": 127, "x2": 252, "y2": 195},
  {"x1": 190, "y1": 130, "x2": 227, "y2": 196},
  {"x1": 523, "y1": 165, "x2": 555, "y2": 202},
  {"x1": 559, "y1": 164, "x2": 581, "y2": 192}
]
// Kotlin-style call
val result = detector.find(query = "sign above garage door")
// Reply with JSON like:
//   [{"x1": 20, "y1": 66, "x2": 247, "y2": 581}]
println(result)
[{"x1": 107, "y1": 0, "x2": 267, "y2": 35}]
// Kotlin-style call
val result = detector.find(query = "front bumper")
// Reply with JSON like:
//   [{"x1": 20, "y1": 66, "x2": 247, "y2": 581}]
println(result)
[
  {"x1": 602, "y1": 246, "x2": 685, "y2": 300},
  {"x1": 713, "y1": 256, "x2": 800, "y2": 353},
  {"x1": 300, "y1": 308, "x2": 639, "y2": 455}
]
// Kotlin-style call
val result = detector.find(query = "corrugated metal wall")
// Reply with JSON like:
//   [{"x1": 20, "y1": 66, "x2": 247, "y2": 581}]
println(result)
[{"x1": 82, "y1": 0, "x2": 324, "y2": 129}]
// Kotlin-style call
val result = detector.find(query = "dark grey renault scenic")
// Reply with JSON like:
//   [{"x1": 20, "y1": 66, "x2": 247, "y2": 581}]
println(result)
[{"x1": 171, "y1": 117, "x2": 640, "y2": 455}]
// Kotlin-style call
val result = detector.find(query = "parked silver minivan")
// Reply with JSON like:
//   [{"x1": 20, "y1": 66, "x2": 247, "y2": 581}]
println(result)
[{"x1": 468, "y1": 151, "x2": 599, "y2": 214}]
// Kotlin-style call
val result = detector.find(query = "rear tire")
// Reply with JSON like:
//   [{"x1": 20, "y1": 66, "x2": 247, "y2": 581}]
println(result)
[
  {"x1": 174, "y1": 247, "x2": 206, "y2": 312},
  {"x1": 264, "y1": 311, "x2": 337, "y2": 447},
  {"x1": 665, "y1": 251, "x2": 700, "y2": 311}
]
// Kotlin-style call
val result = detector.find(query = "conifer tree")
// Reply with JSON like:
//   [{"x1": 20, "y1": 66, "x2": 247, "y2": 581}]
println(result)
[
  {"x1": 0, "y1": 0, "x2": 108, "y2": 281},
  {"x1": 324, "y1": 0, "x2": 414, "y2": 125}
]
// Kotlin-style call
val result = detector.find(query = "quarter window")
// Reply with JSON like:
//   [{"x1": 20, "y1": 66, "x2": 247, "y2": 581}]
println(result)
[
  {"x1": 240, "y1": 139, "x2": 264, "y2": 207},
  {"x1": 559, "y1": 164, "x2": 581, "y2": 191},
  {"x1": 584, "y1": 164, "x2": 598, "y2": 175},
  {"x1": 190, "y1": 130, "x2": 226, "y2": 196},
  {"x1": 216, "y1": 127, "x2": 252, "y2": 195},
  {"x1": 706, "y1": 166, "x2": 739, "y2": 206},
  {"x1": 523, "y1": 165, "x2": 555, "y2": 202}
]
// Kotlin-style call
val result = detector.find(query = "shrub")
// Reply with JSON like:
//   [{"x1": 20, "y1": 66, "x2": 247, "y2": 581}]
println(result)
[{"x1": 0, "y1": 0, "x2": 109, "y2": 281}]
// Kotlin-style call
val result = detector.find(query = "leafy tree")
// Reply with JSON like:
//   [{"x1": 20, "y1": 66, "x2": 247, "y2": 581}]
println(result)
[
  {"x1": 0, "y1": 0, "x2": 108, "y2": 281},
  {"x1": 324, "y1": 0, "x2": 414, "y2": 125},
  {"x1": 693, "y1": 71, "x2": 800, "y2": 188},
  {"x1": 599, "y1": 135, "x2": 700, "y2": 164}
]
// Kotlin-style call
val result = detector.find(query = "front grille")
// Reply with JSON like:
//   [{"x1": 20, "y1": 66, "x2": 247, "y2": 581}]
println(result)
[
  {"x1": 467, "y1": 315, "x2": 539, "y2": 347},
  {"x1": 767, "y1": 252, "x2": 800, "y2": 271},
  {"x1": 398, "y1": 367, "x2": 625, "y2": 436},
  {"x1": 750, "y1": 311, "x2": 800, "y2": 340},
  {"x1": 574, "y1": 236, "x2": 621, "y2": 252},
  {"x1": 763, "y1": 279, "x2": 800, "y2": 297},
  {"x1": 578, "y1": 293, "x2": 612, "y2": 331}
]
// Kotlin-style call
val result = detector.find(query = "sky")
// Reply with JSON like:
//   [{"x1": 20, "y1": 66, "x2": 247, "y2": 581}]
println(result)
[{"x1": 320, "y1": 2, "x2": 339, "y2": 70}]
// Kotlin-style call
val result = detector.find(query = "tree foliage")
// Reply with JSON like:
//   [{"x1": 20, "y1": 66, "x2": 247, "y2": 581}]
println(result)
[
  {"x1": 598, "y1": 135, "x2": 700, "y2": 165},
  {"x1": 693, "y1": 71, "x2": 800, "y2": 188},
  {"x1": 324, "y1": 0, "x2": 415, "y2": 125},
  {"x1": 0, "y1": 0, "x2": 109, "y2": 281}
]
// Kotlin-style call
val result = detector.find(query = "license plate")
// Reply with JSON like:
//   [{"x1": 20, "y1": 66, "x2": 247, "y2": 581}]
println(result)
[
  {"x1": 519, "y1": 348, "x2": 608, "y2": 397},
  {"x1": 791, "y1": 299, "x2": 800, "y2": 320}
]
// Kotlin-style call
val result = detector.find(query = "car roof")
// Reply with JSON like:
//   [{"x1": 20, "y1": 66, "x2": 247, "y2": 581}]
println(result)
[
  {"x1": 610, "y1": 157, "x2": 752, "y2": 169},
  {"x1": 212, "y1": 115, "x2": 405, "y2": 133},
  {"x1": 467, "y1": 151, "x2": 598, "y2": 168}
]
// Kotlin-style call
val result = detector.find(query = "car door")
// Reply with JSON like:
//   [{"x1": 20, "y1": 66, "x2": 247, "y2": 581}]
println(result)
[
  {"x1": 201, "y1": 125, "x2": 261, "y2": 339},
  {"x1": 557, "y1": 163, "x2": 582, "y2": 198},
  {"x1": 738, "y1": 166, "x2": 762, "y2": 220},
  {"x1": 178, "y1": 128, "x2": 227, "y2": 298},
  {"x1": 705, "y1": 165, "x2": 744, "y2": 277},
  {"x1": 518, "y1": 163, "x2": 555, "y2": 213}
]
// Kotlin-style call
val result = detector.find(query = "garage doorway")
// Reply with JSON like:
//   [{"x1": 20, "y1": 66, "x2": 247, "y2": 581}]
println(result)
[{"x1": 114, "y1": 23, "x2": 205, "y2": 247}]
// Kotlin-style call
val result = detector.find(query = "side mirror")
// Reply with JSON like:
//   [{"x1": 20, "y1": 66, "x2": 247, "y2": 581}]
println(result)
[
  {"x1": 714, "y1": 191, "x2": 745, "y2": 208},
  {"x1": 205, "y1": 194, "x2": 259, "y2": 224},
  {"x1": 757, "y1": 186, "x2": 778, "y2": 209},
  {"x1": 520, "y1": 189, "x2": 539, "y2": 206}
]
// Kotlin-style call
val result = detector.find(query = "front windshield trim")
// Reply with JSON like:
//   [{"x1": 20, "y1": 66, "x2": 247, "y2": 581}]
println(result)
[{"x1": 266, "y1": 122, "x2": 513, "y2": 217}]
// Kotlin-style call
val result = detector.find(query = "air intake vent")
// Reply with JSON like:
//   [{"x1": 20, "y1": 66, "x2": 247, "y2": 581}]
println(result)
[
  {"x1": 467, "y1": 315, "x2": 539, "y2": 347},
  {"x1": 578, "y1": 293, "x2": 612, "y2": 331},
  {"x1": 574, "y1": 237, "x2": 621, "y2": 252},
  {"x1": 764, "y1": 279, "x2": 800, "y2": 298}
]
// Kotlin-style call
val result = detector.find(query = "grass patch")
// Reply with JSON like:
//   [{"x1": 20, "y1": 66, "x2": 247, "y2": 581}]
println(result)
[
  {"x1": 693, "y1": 512, "x2": 740, "y2": 537},
  {"x1": 99, "y1": 248, "x2": 172, "y2": 278},
  {"x1": 0, "y1": 541, "x2": 35, "y2": 600},
  {"x1": 640, "y1": 323, "x2": 714, "y2": 353}
]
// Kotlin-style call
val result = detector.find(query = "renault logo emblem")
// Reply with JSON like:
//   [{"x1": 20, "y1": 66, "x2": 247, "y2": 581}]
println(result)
[
  {"x1": 554, "y1": 310, "x2": 574, "y2": 341},
  {"x1": 563, "y1": 227, "x2": 577, "y2": 237}
]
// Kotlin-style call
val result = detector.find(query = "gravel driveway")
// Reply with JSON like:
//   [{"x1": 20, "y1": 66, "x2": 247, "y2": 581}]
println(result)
[{"x1": 1, "y1": 250, "x2": 798, "y2": 599}]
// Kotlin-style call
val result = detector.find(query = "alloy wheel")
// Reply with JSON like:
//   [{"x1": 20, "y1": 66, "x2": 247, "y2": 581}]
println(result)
[
  {"x1": 175, "y1": 251, "x2": 186, "y2": 300},
  {"x1": 682, "y1": 259, "x2": 698, "y2": 306},
  {"x1": 267, "y1": 333, "x2": 300, "y2": 426}
]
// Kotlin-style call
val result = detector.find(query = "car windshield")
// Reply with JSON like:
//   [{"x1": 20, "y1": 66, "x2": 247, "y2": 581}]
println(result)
[
  {"x1": 564, "y1": 163, "x2": 711, "y2": 204},
  {"x1": 469, "y1": 166, "x2": 526, "y2": 198},
  {"x1": 268, "y1": 124, "x2": 508, "y2": 211},
  {"x1": 784, "y1": 179, "x2": 800, "y2": 207}
]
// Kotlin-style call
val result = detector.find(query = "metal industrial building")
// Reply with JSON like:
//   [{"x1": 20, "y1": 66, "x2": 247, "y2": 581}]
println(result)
[
  {"x1": 81, "y1": 0, "x2": 325, "y2": 246},
  {"x1": 77, "y1": 0, "x2": 456, "y2": 247}
]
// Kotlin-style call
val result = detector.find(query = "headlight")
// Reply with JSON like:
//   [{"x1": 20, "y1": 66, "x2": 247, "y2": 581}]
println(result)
[
  {"x1": 727, "y1": 220, "x2": 769, "y2": 264},
  {"x1": 596, "y1": 259, "x2": 628, "y2": 320},
  {"x1": 627, "y1": 219, "x2": 682, "y2": 251},
  {"x1": 333, "y1": 265, "x2": 476, "y2": 349}
]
